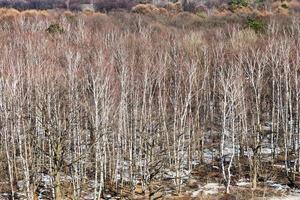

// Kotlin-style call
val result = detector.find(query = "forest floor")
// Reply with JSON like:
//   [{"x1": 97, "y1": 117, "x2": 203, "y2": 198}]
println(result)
[{"x1": 270, "y1": 192, "x2": 300, "y2": 200}]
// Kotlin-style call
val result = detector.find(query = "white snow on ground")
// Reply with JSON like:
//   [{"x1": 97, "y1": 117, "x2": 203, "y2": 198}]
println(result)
[
  {"x1": 83, "y1": 193, "x2": 94, "y2": 200},
  {"x1": 191, "y1": 182, "x2": 225, "y2": 197},
  {"x1": 266, "y1": 181, "x2": 290, "y2": 191},
  {"x1": 190, "y1": 179, "x2": 298, "y2": 199},
  {"x1": 236, "y1": 179, "x2": 251, "y2": 187},
  {"x1": 163, "y1": 169, "x2": 191, "y2": 181},
  {"x1": 269, "y1": 195, "x2": 300, "y2": 200},
  {"x1": 261, "y1": 147, "x2": 273, "y2": 155},
  {"x1": 269, "y1": 191, "x2": 300, "y2": 200},
  {"x1": 191, "y1": 189, "x2": 201, "y2": 198},
  {"x1": 202, "y1": 183, "x2": 224, "y2": 195},
  {"x1": 273, "y1": 164, "x2": 286, "y2": 169},
  {"x1": 0, "y1": 193, "x2": 10, "y2": 199},
  {"x1": 203, "y1": 148, "x2": 214, "y2": 163}
]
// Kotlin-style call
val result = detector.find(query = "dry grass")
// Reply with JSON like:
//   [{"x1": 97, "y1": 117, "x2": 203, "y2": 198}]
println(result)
[
  {"x1": 272, "y1": 0, "x2": 292, "y2": 15},
  {"x1": 211, "y1": 8, "x2": 232, "y2": 17},
  {"x1": 234, "y1": 6, "x2": 253, "y2": 15},
  {"x1": 276, "y1": 7, "x2": 290, "y2": 15},
  {"x1": 0, "y1": 4, "x2": 296, "y2": 28},
  {"x1": 131, "y1": 3, "x2": 169, "y2": 17},
  {"x1": 171, "y1": 12, "x2": 203, "y2": 28},
  {"x1": 132, "y1": 4, "x2": 160, "y2": 15},
  {"x1": 21, "y1": 9, "x2": 50, "y2": 18},
  {"x1": 0, "y1": 8, "x2": 20, "y2": 21},
  {"x1": 0, "y1": 8, "x2": 20, "y2": 16},
  {"x1": 164, "y1": 2, "x2": 182, "y2": 13},
  {"x1": 253, "y1": 9, "x2": 273, "y2": 17},
  {"x1": 0, "y1": 8, "x2": 54, "y2": 21},
  {"x1": 182, "y1": 31, "x2": 206, "y2": 52},
  {"x1": 80, "y1": 11, "x2": 110, "y2": 31},
  {"x1": 164, "y1": 185, "x2": 287, "y2": 200},
  {"x1": 21, "y1": 9, "x2": 41, "y2": 18},
  {"x1": 148, "y1": 21, "x2": 169, "y2": 35},
  {"x1": 63, "y1": 10, "x2": 76, "y2": 18},
  {"x1": 230, "y1": 28, "x2": 257, "y2": 51}
]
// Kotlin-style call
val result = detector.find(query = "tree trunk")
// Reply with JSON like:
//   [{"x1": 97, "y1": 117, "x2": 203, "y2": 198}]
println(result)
[
  {"x1": 252, "y1": 155, "x2": 257, "y2": 189},
  {"x1": 54, "y1": 171, "x2": 62, "y2": 200}
]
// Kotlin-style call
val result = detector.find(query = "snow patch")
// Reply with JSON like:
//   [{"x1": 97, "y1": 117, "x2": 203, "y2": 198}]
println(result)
[
  {"x1": 236, "y1": 179, "x2": 251, "y2": 187},
  {"x1": 266, "y1": 181, "x2": 290, "y2": 191},
  {"x1": 192, "y1": 182, "x2": 225, "y2": 197}
]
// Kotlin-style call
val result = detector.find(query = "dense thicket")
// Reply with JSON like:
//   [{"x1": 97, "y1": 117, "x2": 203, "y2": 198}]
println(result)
[{"x1": 0, "y1": 10, "x2": 300, "y2": 200}]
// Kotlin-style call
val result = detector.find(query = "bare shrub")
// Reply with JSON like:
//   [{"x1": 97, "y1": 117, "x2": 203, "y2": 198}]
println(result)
[
  {"x1": 182, "y1": 31, "x2": 206, "y2": 52},
  {"x1": 21, "y1": 9, "x2": 41, "y2": 18},
  {"x1": 171, "y1": 11, "x2": 203, "y2": 28},
  {"x1": 0, "y1": 6, "x2": 299, "y2": 200},
  {"x1": 131, "y1": 3, "x2": 169, "y2": 16},
  {"x1": 63, "y1": 10, "x2": 76, "y2": 18},
  {"x1": 164, "y1": 2, "x2": 182, "y2": 13},
  {"x1": 230, "y1": 28, "x2": 257, "y2": 51},
  {"x1": 234, "y1": 6, "x2": 253, "y2": 15},
  {"x1": 148, "y1": 21, "x2": 168, "y2": 34},
  {"x1": 0, "y1": 8, "x2": 20, "y2": 19},
  {"x1": 132, "y1": 3, "x2": 160, "y2": 14}
]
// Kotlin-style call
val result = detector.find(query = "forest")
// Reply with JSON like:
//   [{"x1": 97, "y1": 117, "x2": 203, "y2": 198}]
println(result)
[{"x1": 0, "y1": 0, "x2": 300, "y2": 200}]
